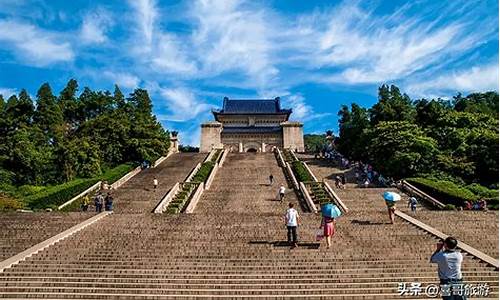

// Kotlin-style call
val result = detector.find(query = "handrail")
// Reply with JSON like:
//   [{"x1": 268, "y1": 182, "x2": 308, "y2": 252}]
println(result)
[
  {"x1": 396, "y1": 211, "x2": 498, "y2": 269},
  {"x1": 285, "y1": 162, "x2": 300, "y2": 191},
  {"x1": 275, "y1": 148, "x2": 286, "y2": 168},
  {"x1": 184, "y1": 182, "x2": 204, "y2": 213},
  {"x1": 219, "y1": 149, "x2": 229, "y2": 166},
  {"x1": 299, "y1": 182, "x2": 317, "y2": 213},
  {"x1": 401, "y1": 180, "x2": 446, "y2": 209},
  {"x1": 57, "y1": 181, "x2": 101, "y2": 210},
  {"x1": 154, "y1": 182, "x2": 180, "y2": 213},
  {"x1": 323, "y1": 181, "x2": 349, "y2": 214},
  {"x1": 185, "y1": 163, "x2": 201, "y2": 183},
  {"x1": 302, "y1": 162, "x2": 318, "y2": 182},
  {"x1": 110, "y1": 166, "x2": 141, "y2": 190}
]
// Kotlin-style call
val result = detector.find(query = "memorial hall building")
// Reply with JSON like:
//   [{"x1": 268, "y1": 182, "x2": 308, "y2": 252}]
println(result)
[{"x1": 200, "y1": 97, "x2": 304, "y2": 153}]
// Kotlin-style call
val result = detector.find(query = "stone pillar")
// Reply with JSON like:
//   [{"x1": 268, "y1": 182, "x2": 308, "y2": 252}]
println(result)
[
  {"x1": 281, "y1": 121, "x2": 305, "y2": 152},
  {"x1": 261, "y1": 142, "x2": 266, "y2": 153},
  {"x1": 170, "y1": 136, "x2": 179, "y2": 153},
  {"x1": 238, "y1": 142, "x2": 243, "y2": 153},
  {"x1": 200, "y1": 122, "x2": 222, "y2": 153}
]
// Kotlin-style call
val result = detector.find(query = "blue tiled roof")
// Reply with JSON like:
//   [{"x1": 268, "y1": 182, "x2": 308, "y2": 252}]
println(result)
[
  {"x1": 215, "y1": 97, "x2": 291, "y2": 114},
  {"x1": 222, "y1": 126, "x2": 282, "y2": 134},
  {"x1": 224, "y1": 99, "x2": 279, "y2": 113}
]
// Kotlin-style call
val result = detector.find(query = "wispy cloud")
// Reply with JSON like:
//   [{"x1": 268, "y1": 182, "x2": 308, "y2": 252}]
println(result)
[
  {"x1": 406, "y1": 63, "x2": 499, "y2": 97},
  {"x1": 103, "y1": 71, "x2": 140, "y2": 89},
  {"x1": 302, "y1": 1, "x2": 497, "y2": 84},
  {"x1": 191, "y1": 0, "x2": 278, "y2": 89},
  {"x1": 157, "y1": 87, "x2": 212, "y2": 122},
  {"x1": 80, "y1": 10, "x2": 113, "y2": 44},
  {"x1": 0, "y1": 19, "x2": 74, "y2": 66},
  {"x1": 128, "y1": 0, "x2": 157, "y2": 52}
]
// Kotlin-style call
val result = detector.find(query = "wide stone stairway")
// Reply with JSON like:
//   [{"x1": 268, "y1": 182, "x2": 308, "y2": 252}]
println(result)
[
  {"x1": 0, "y1": 153, "x2": 498, "y2": 298},
  {"x1": 114, "y1": 152, "x2": 205, "y2": 213}
]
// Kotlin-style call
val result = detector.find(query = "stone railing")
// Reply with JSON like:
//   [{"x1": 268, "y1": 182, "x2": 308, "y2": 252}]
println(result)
[
  {"x1": 218, "y1": 148, "x2": 229, "y2": 166},
  {"x1": 299, "y1": 182, "x2": 317, "y2": 213},
  {"x1": 153, "y1": 150, "x2": 174, "y2": 168},
  {"x1": 57, "y1": 181, "x2": 102, "y2": 210},
  {"x1": 155, "y1": 149, "x2": 226, "y2": 214},
  {"x1": 110, "y1": 166, "x2": 141, "y2": 190},
  {"x1": 400, "y1": 180, "x2": 445, "y2": 209},
  {"x1": 275, "y1": 148, "x2": 286, "y2": 168},
  {"x1": 324, "y1": 181, "x2": 349, "y2": 213},
  {"x1": 285, "y1": 162, "x2": 300, "y2": 191},
  {"x1": 205, "y1": 163, "x2": 219, "y2": 190},
  {"x1": 185, "y1": 163, "x2": 201, "y2": 183},
  {"x1": 154, "y1": 182, "x2": 180, "y2": 214},
  {"x1": 302, "y1": 162, "x2": 318, "y2": 182},
  {"x1": 184, "y1": 183, "x2": 205, "y2": 214}
]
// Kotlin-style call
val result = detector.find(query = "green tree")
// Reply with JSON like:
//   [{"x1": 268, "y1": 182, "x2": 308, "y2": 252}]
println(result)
[
  {"x1": 58, "y1": 79, "x2": 81, "y2": 127},
  {"x1": 33, "y1": 83, "x2": 63, "y2": 136},
  {"x1": 337, "y1": 103, "x2": 370, "y2": 160},
  {"x1": 365, "y1": 121, "x2": 439, "y2": 178},
  {"x1": 369, "y1": 84, "x2": 415, "y2": 125}
]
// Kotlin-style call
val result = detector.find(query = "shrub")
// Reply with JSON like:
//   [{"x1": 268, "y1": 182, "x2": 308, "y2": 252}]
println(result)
[
  {"x1": 0, "y1": 194, "x2": 24, "y2": 211},
  {"x1": 101, "y1": 163, "x2": 136, "y2": 184},
  {"x1": 192, "y1": 161, "x2": 215, "y2": 183},
  {"x1": 465, "y1": 183, "x2": 498, "y2": 199},
  {"x1": 291, "y1": 161, "x2": 312, "y2": 182},
  {"x1": 406, "y1": 177, "x2": 477, "y2": 207},
  {"x1": 444, "y1": 204, "x2": 456, "y2": 210},
  {"x1": 25, "y1": 178, "x2": 99, "y2": 210}
]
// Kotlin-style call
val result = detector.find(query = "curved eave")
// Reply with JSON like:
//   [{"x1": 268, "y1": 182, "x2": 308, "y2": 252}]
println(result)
[{"x1": 212, "y1": 110, "x2": 292, "y2": 121}]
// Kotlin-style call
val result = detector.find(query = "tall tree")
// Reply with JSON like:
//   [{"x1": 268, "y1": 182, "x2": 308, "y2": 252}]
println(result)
[
  {"x1": 58, "y1": 79, "x2": 80, "y2": 127},
  {"x1": 33, "y1": 83, "x2": 63, "y2": 136},
  {"x1": 369, "y1": 84, "x2": 415, "y2": 125}
]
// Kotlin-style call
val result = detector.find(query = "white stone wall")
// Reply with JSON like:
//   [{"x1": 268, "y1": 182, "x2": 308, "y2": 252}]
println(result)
[
  {"x1": 200, "y1": 122, "x2": 223, "y2": 153},
  {"x1": 282, "y1": 122, "x2": 304, "y2": 152}
]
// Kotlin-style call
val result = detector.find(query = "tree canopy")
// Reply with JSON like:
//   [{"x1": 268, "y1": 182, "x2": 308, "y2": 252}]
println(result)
[
  {"x1": 0, "y1": 80, "x2": 170, "y2": 187},
  {"x1": 337, "y1": 86, "x2": 498, "y2": 187}
]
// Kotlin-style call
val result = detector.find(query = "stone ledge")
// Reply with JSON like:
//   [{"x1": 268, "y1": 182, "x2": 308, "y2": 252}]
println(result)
[{"x1": 395, "y1": 210, "x2": 499, "y2": 269}]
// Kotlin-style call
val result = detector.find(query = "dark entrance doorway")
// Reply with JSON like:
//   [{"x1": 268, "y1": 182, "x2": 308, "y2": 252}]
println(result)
[{"x1": 246, "y1": 148, "x2": 257, "y2": 153}]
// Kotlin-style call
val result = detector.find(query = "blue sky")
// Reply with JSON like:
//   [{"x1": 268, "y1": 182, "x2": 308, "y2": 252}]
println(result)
[{"x1": 0, "y1": 0, "x2": 498, "y2": 146}]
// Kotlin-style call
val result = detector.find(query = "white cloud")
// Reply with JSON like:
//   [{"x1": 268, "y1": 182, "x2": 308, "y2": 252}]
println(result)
[
  {"x1": 128, "y1": 0, "x2": 157, "y2": 51},
  {"x1": 0, "y1": 19, "x2": 74, "y2": 66},
  {"x1": 406, "y1": 63, "x2": 499, "y2": 97},
  {"x1": 157, "y1": 87, "x2": 212, "y2": 122},
  {"x1": 151, "y1": 33, "x2": 198, "y2": 74},
  {"x1": 0, "y1": 87, "x2": 17, "y2": 98},
  {"x1": 80, "y1": 10, "x2": 113, "y2": 44},
  {"x1": 293, "y1": 2, "x2": 496, "y2": 85},
  {"x1": 103, "y1": 71, "x2": 140, "y2": 89},
  {"x1": 191, "y1": 0, "x2": 278, "y2": 88}
]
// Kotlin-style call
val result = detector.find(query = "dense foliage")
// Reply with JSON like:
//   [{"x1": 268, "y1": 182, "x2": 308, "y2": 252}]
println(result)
[
  {"x1": 0, "y1": 80, "x2": 171, "y2": 208},
  {"x1": 337, "y1": 85, "x2": 498, "y2": 189},
  {"x1": 304, "y1": 134, "x2": 327, "y2": 153}
]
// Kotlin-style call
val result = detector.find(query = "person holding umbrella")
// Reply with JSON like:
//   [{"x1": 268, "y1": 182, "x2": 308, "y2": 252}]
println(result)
[
  {"x1": 383, "y1": 191, "x2": 401, "y2": 224},
  {"x1": 319, "y1": 203, "x2": 342, "y2": 248}
]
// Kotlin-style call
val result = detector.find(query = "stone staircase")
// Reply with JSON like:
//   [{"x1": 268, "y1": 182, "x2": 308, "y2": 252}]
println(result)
[
  {"x1": 114, "y1": 152, "x2": 206, "y2": 213},
  {"x1": 0, "y1": 153, "x2": 498, "y2": 299},
  {"x1": 0, "y1": 212, "x2": 91, "y2": 261}
]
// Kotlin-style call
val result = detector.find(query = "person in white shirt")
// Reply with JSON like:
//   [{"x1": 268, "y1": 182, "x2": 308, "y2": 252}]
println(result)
[
  {"x1": 284, "y1": 203, "x2": 300, "y2": 248},
  {"x1": 153, "y1": 177, "x2": 158, "y2": 191},
  {"x1": 279, "y1": 185, "x2": 286, "y2": 201}
]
